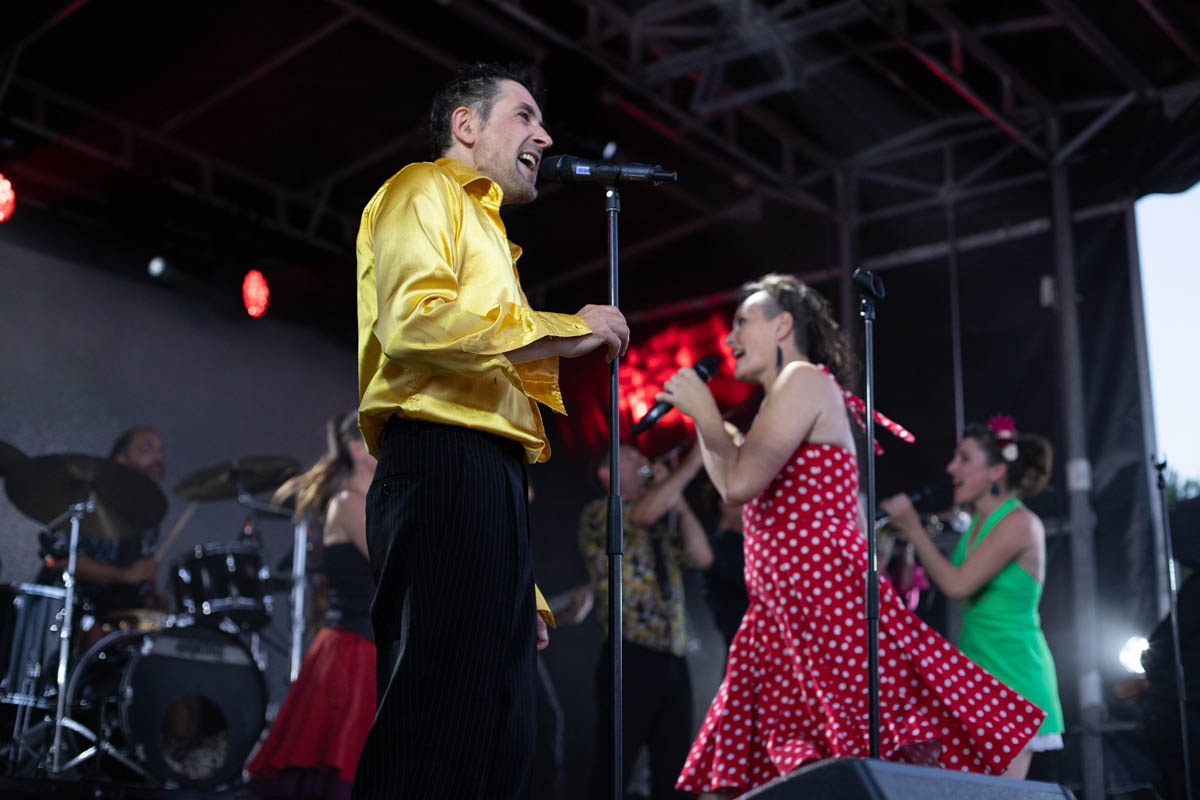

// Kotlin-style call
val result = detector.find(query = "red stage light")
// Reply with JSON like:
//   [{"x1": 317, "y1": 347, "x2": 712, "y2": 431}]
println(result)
[
  {"x1": 0, "y1": 173, "x2": 14, "y2": 223},
  {"x1": 242, "y1": 269, "x2": 269, "y2": 318},
  {"x1": 559, "y1": 310, "x2": 758, "y2": 455}
]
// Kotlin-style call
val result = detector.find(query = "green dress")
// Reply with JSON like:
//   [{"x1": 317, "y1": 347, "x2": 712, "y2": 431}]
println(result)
[{"x1": 951, "y1": 497, "x2": 1064, "y2": 736}]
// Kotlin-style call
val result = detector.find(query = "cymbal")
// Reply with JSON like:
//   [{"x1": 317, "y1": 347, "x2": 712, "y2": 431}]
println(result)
[
  {"x1": 0, "y1": 440, "x2": 27, "y2": 479},
  {"x1": 6, "y1": 454, "x2": 168, "y2": 540},
  {"x1": 174, "y1": 455, "x2": 301, "y2": 502}
]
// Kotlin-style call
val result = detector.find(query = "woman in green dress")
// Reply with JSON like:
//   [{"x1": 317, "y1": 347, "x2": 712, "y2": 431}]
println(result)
[{"x1": 881, "y1": 415, "x2": 1065, "y2": 779}]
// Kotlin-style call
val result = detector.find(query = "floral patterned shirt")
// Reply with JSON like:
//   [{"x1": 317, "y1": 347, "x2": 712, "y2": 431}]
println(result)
[{"x1": 578, "y1": 497, "x2": 688, "y2": 657}]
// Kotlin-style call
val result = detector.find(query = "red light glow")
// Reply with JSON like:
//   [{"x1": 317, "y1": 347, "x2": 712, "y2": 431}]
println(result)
[
  {"x1": 559, "y1": 310, "x2": 758, "y2": 455},
  {"x1": 0, "y1": 173, "x2": 14, "y2": 223},
  {"x1": 242, "y1": 269, "x2": 269, "y2": 318}
]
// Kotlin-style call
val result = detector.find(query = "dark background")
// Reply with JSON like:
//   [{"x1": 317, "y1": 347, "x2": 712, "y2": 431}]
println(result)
[{"x1": 3, "y1": 1, "x2": 1200, "y2": 796}]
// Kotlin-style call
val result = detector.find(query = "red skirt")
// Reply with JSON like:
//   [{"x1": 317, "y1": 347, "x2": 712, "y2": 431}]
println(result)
[{"x1": 247, "y1": 626, "x2": 376, "y2": 790}]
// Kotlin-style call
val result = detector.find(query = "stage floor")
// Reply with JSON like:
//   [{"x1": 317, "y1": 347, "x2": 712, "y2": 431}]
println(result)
[{"x1": 0, "y1": 775, "x2": 255, "y2": 799}]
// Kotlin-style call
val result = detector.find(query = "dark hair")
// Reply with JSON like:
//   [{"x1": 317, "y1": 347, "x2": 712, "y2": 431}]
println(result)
[
  {"x1": 963, "y1": 422, "x2": 1053, "y2": 498},
  {"x1": 428, "y1": 62, "x2": 542, "y2": 159},
  {"x1": 108, "y1": 426, "x2": 157, "y2": 460},
  {"x1": 273, "y1": 411, "x2": 362, "y2": 521},
  {"x1": 742, "y1": 273, "x2": 858, "y2": 387}
]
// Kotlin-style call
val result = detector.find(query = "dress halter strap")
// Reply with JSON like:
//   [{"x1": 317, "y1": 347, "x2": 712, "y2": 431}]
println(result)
[{"x1": 816, "y1": 364, "x2": 915, "y2": 454}]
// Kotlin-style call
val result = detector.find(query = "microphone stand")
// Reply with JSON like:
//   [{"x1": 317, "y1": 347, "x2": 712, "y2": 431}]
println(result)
[
  {"x1": 604, "y1": 184, "x2": 624, "y2": 800},
  {"x1": 558, "y1": 162, "x2": 674, "y2": 800},
  {"x1": 1154, "y1": 457, "x2": 1193, "y2": 800},
  {"x1": 854, "y1": 267, "x2": 886, "y2": 759}
]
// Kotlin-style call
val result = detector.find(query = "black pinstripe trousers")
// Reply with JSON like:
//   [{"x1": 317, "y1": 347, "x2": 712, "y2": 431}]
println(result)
[{"x1": 351, "y1": 417, "x2": 536, "y2": 800}]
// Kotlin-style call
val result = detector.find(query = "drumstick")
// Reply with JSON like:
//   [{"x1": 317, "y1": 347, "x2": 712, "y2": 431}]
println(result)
[{"x1": 154, "y1": 501, "x2": 198, "y2": 561}]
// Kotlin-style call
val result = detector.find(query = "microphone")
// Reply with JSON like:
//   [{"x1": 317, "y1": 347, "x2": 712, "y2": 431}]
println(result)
[
  {"x1": 632, "y1": 355, "x2": 721, "y2": 435},
  {"x1": 874, "y1": 486, "x2": 933, "y2": 528},
  {"x1": 539, "y1": 154, "x2": 678, "y2": 185}
]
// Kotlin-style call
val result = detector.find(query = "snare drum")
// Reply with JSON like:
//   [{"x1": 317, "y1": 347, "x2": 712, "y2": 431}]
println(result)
[
  {"x1": 66, "y1": 624, "x2": 267, "y2": 789},
  {"x1": 171, "y1": 543, "x2": 271, "y2": 631},
  {"x1": 0, "y1": 583, "x2": 67, "y2": 709}
]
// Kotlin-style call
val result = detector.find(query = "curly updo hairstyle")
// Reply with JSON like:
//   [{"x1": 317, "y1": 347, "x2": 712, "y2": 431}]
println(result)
[
  {"x1": 963, "y1": 422, "x2": 1053, "y2": 498},
  {"x1": 741, "y1": 273, "x2": 858, "y2": 388}
]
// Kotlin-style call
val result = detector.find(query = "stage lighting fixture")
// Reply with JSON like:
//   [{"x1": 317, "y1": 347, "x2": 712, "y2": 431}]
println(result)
[
  {"x1": 0, "y1": 172, "x2": 14, "y2": 223},
  {"x1": 1119, "y1": 635, "x2": 1149, "y2": 674},
  {"x1": 148, "y1": 257, "x2": 166, "y2": 277},
  {"x1": 602, "y1": 141, "x2": 618, "y2": 160},
  {"x1": 242, "y1": 269, "x2": 269, "y2": 318}
]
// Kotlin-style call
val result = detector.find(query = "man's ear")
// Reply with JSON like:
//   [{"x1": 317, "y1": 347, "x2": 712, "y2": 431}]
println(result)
[{"x1": 450, "y1": 105, "x2": 476, "y2": 147}]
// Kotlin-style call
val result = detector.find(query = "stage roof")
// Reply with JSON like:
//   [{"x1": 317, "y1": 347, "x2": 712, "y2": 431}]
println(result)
[{"x1": 2, "y1": 0, "x2": 1199, "y2": 338}]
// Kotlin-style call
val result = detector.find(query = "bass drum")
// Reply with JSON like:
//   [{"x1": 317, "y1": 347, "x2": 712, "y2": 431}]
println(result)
[{"x1": 66, "y1": 624, "x2": 266, "y2": 789}]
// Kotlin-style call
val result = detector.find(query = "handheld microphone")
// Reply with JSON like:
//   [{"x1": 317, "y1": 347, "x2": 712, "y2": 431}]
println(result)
[
  {"x1": 632, "y1": 356, "x2": 721, "y2": 434},
  {"x1": 874, "y1": 486, "x2": 933, "y2": 528},
  {"x1": 538, "y1": 154, "x2": 678, "y2": 185}
]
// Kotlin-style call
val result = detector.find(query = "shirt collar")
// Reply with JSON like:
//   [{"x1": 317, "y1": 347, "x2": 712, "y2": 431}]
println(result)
[
  {"x1": 435, "y1": 157, "x2": 504, "y2": 207},
  {"x1": 435, "y1": 157, "x2": 521, "y2": 263}
]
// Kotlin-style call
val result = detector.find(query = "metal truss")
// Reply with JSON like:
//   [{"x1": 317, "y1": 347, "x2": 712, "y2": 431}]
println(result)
[
  {"x1": 1, "y1": 77, "x2": 357, "y2": 252},
  {"x1": 6, "y1": 0, "x2": 1184, "y2": 267}
]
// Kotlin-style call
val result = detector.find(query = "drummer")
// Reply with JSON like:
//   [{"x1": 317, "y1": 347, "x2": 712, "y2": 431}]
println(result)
[{"x1": 39, "y1": 426, "x2": 167, "y2": 615}]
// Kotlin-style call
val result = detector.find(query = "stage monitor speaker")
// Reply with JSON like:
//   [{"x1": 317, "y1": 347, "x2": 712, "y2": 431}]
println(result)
[{"x1": 740, "y1": 759, "x2": 1075, "y2": 799}]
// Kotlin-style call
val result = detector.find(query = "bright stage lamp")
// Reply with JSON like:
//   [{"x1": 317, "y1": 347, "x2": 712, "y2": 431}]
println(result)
[
  {"x1": 1119, "y1": 636, "x2": 1149, "y2": 674},
  {"x1": 0, "y1": 172, "x2": 14, "y2": 223},
  {"x1": 148, "y1": 257, "x2": 166, "y2": 277},
  {"x1": 242, "y1": 269, "x2": 269, "y2": 318}
]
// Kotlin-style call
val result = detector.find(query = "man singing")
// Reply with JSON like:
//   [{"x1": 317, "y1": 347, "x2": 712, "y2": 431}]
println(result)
[{"x1": 353, "y1": 63, "x2": 629, "y2": 799}]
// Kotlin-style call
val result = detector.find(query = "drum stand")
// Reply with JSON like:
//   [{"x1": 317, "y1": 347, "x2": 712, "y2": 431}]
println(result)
[
  {"x1": 233, "y1": 484, "x2": 308, "y2": 683},
  {"x1": 4, "y1": 497, "x2": 152, "y2": 779},
  {"x1": 288, "y1": 519, "x2": 308, "y2": 683},
  {"x1": 48, "y1": 496, "x2": 90, "y2": 773}
]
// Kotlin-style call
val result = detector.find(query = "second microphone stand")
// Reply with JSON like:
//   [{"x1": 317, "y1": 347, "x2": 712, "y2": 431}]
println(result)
[
  {"x1": 854, "y1": 267, "x2": 887, "y2": 758},
  {"x1": 1154, "y1": 457, "x2": 1193, "y2": 800}
]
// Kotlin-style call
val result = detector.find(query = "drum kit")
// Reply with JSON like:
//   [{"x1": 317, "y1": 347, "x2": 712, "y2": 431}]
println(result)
[{"x1": 0, "y1": 442, "x2": 306, "y2": 790}]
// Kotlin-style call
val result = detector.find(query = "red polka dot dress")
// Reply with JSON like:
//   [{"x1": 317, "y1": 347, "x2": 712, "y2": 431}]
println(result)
[{"x1": 676, "y1": 381, "x2": 1046, "y2": 796}]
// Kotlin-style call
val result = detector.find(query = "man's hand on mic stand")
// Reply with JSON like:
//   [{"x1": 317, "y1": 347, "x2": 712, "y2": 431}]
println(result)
[
  {"x1": 572, "y1": 304, "x2": 630, "y2": 362},
  {"x1": 505, "y1": 304, "x2": 629, "y2": 364}
]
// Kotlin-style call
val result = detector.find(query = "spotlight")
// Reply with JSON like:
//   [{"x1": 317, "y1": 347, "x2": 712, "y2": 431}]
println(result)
[
  {"x1": 1119, "y1": 636, "x2": 1149, "y2": 674},
  {"x1": 242, "y1": 269, "x2": 269, "y2": 318},
  {"x1": 0, "y1": 172, "x2": 14, "y2": 223},
  {"x1": 602, "y1": 141, "x2": 618, "y2": 160},
  {"x1": 147, "y1": 257, "x2": 166, "y2": 277}
]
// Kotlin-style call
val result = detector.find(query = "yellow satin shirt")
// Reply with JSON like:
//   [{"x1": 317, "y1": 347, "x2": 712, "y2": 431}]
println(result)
[
  {"x1": 356, "y1": 157, "x2": 588, "y2": 465},
  {"x1": 357, "y1": 157, "x2": 588, "y2": 625}
]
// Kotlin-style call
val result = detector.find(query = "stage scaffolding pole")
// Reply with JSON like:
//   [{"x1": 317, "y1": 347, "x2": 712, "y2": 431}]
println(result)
[
  {"x1": 1124, "y1": 204, "x2": 1171, "y2": 617},
  {"x1": 944, "y1": 148, "x2": 965, "y2": 442},
  {"x1": 1049, "y1": 118, "x2": 1105, "y2": 800}
]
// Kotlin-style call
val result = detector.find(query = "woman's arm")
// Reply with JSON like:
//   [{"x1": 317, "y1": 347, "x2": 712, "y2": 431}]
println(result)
[
  {"x1": 675, "y1": 496, "x2": 714, "y2": 570},
  {"x1": 880, "y1": 495, "x2": 1034, "y2": 600},
  {"x1": 661, "y1": 362, "x2": 835, "y2": 505},
  {"x1": 631, "y1": 444, "x2": 705, "y2": 527}
]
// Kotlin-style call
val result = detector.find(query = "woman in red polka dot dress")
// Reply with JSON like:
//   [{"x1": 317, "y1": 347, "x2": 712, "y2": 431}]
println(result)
[{"x1": 659, "y1": 274, "x2": 1045, "y2": 798}]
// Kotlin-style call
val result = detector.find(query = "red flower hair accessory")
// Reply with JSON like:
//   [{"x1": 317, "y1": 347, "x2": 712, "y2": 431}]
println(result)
[{"x1": 988, "y1": 414, "x2": 1019, "y2": 462}]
